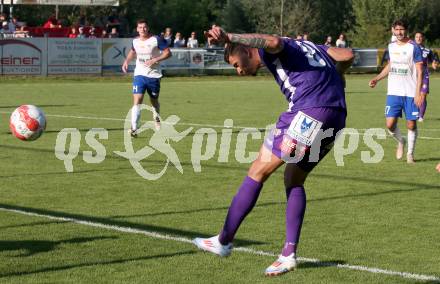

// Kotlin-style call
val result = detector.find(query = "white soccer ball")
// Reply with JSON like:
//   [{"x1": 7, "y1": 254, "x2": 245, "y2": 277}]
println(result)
[{"x1": 9, "y1": 105, "x2": 46, "y2": 141}]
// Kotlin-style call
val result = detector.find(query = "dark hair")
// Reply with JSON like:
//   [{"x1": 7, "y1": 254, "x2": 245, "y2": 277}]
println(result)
[
  {"x1": 414, "y1": 31, "x2": 424, "y2": 37},
  {"x1": 392, "y1": 19, "x2": 408, "y2": 29},
  {"x1": 224, "y1": 43, "x2": 243, "y2": 63},
  {"x1": 136, "y1": 19, "x2": 147, "y2": 26}
]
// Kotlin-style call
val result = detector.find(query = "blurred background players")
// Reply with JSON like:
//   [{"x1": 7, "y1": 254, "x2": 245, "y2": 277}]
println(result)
[{"x1": 413, "y1": 31, "x2": 438, "y2": 122}]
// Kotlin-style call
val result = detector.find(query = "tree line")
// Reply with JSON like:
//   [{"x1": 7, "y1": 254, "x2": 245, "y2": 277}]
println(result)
[{"x1": 8, "y1": 0, "x2": 440, "y2": 47}]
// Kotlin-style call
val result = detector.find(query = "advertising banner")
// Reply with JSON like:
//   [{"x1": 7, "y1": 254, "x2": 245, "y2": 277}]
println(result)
[
  {"x1": 0, "y1": 38, "x2": 46, "y2": 75},
  {"x1": 352, "y1": 49, "x2": 378, "y2": 68},
  {"x1": 102, "y1": 38, "x2": 131, "y2": 74},
  {"x1": 47, "y1": 38, "x2": 101, "y2": 74}
]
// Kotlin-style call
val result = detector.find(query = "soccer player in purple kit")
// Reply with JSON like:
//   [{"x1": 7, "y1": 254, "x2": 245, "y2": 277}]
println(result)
[
  {"x1": 414, "y1": 32, "x2": 438, "y2": 122},
  {"x1": 192, "y1": 25, "x2": 354, "y2": 276}
]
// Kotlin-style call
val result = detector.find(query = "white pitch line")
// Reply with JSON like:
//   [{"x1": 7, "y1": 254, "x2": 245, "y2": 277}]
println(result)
[
  {"x1": 0, "y1": 206, "x2": 439, "y2": 282},
  {"x1": 2, "y1": 111, "x2": 440, "y2": 137},
  {"x1": 2, "y1": 111, "x2": 440, "y2": 140}
]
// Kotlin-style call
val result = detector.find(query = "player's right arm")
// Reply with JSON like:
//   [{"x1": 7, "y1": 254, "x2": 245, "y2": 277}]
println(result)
[
  {"x1": 122, "y1": 49, "x2": 136, "y2": 73},
  {"x1": 207, "y1": 25, "x2": 283, "y2": 54},
  {"x1": 327, "y1": 47, "x2": 354, "y2": 74},
  {"x1": 430, "y1": 50, "x2": 439, "y2": 70},
  {"x1": 369, "y1": 63, "x2": 390, "y2": 88}
]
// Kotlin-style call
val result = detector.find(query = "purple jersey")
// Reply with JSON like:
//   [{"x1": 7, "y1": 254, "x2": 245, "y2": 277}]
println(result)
[
  {"x1": 259, "y1": 38, "x2": 346, "y2": 112},
  {"x1": 419, "y1": 45, "x2": 438, "y2": 75}
]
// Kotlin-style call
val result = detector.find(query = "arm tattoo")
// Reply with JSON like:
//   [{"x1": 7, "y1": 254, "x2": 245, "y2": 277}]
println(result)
[{"x1": 229, "y1": 34, "x2": 269, "y2": 49}]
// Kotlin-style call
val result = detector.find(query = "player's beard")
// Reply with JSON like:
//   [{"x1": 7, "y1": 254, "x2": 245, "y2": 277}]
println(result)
[{"x1": 393, "y1": 32, "x2": 405, "y2": 41}]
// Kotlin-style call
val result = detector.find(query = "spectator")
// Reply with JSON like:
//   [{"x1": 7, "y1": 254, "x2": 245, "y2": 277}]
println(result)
[
  {"x1": 173, "y1": 32, "x2": 185, "y2": 48},
  {"x1": 77, "y1": 26, "x2": 87, "y2": 38},
  {"x1": 108, "y1": 27, "x2": 119, "y2": 38},
  {"x1": 187, "y1": 31, "x2": 198, "y2": 48},
  {"x1": 68, "y1": 26, "x2": 77, "y2": 38},
  {"x1": 303, "y1": 32, "x2": 309, "y2": 41},
  {"x1": 101, "y1": 30, "x2": 108, "y2": 38},
  {"x1": 0, "y1": 21, "x2": 12, "y2": 37},
  {"x1": 8, "y1": 16, "x2": 18, "y2": 31},
  {"x1": 324, "y1": 35, "x2": 332, "y2": 47},
  {"x1": 163, "y1": 27, "x2": 173, "y2": 47},
  {"x1": 336, "y1": 33, "x2": 347, "y2": 48},
  {"x1": 1, "y1": 21, "x2": 7, "y2": 31},
  {"x1": 0, "y1": 13, "x2": 6, "y2": 26},
  {"x1": 43, "y1": 15, "x2": 59, "y2": 28},
  {"x1": 14, "y1": 25, "x2": 30, "y2": 38},
  {"x1": 295, "y1": 33, "x2": 302, "y2": 40},
  {"x1": 88, "y1": 27, "x2": 98, "y2": 38}
]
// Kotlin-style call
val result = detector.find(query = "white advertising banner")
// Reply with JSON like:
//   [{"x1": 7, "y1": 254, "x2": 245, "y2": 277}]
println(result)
[
  {"x1": 47, "y1": 38, "x2": 101, "y2": 74},
  {"x1": 0, "y1": 38, "x2": 46, "y2": 75},
  {"x1": 102, "y1": 38, "x2": 131, "y2": 74}
]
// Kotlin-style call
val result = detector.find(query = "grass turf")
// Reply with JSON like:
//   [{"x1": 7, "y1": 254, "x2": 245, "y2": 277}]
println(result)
[{"x1": 0, "y1": 74, "x2": 439, "y2": 283}]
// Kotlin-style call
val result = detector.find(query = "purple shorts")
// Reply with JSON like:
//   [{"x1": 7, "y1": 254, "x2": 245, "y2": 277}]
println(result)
[{"x1": 264, "y1": 107, "x2": 346, "y2": 172}]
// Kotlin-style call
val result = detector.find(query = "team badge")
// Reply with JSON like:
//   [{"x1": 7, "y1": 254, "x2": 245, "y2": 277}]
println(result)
[{"x1": 286, "y1": 111, "x2": 323, "y2": 146}]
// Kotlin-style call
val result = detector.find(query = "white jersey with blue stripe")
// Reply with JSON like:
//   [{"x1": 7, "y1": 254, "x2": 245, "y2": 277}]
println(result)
[
  {"x1": 387, "y1": 40, "x2": 423, "y2": 98},
  {"x1": 132, "y1": 35, "x2": 168, "y2": 78}
]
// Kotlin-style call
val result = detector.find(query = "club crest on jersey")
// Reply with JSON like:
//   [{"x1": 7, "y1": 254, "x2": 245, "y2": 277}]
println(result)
[
  {"x1": 287, "y1": 111, "x2": 323, "y2": 146},
  {"x1": 300, "y1": 118, "x2": 313, "y2": 134}
]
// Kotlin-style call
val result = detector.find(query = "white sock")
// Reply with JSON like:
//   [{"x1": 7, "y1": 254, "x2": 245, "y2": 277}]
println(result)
[
  {"x1": 387, "y1": 126, "x2": 404, "y2": 144},
  {"x1": 152, "y1": 103, "x2": 160, "y2": 120},
  {"x1": 407, "y1": 129, "x2": 417, "y2": 155},
  {"x1": 131, "y1": 104, "x2": 140, "y2": 130}
]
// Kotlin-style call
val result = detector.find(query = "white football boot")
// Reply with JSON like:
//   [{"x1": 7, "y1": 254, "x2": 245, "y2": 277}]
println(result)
[
  {"x1": 265, "y1": 253, "x2": 297, "y2": 276},
  {"x1": 396, "y1": 138, "x2": 406, "y2": 160},
  {"x1": 407, "y1": 153, "x2": 415, "y2": 164},
  {"x1": 192, "y1": 235, "x2": 232, "y2": 257}
]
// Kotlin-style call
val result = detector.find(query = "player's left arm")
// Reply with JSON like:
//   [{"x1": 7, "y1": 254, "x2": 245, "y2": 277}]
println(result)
[
  {"x1": 431, "y1": 50, "x2": 439, "y2": 70},
  {"x1": 207, "y1": 25, "x2": 283, "y2": 54},
  {"x1": 414, "y1": 62, "x2": 425, "y2": 107},
  {"x1": 414, "y1": 45, "x2": 425, "y2": 107},
  {"x1": 145, "y1": 47, "x2": 172, "y2": 68}
]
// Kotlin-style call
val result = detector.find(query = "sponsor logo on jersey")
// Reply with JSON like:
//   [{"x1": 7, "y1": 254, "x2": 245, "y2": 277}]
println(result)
[{"x1": 286, "y1": 111, "x2": 323, "y2": 146}]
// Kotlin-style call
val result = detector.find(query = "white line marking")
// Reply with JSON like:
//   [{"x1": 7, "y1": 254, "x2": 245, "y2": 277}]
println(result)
[
  {"x1": 0, "y1": 206, "x2": 439, "y2": 282},
  {"x1": 2, "y1": 111, "x2": 440, "y2": 138}
]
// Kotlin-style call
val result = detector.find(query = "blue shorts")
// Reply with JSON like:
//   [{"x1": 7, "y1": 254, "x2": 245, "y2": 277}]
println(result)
[
  {"x1": 385, "y1": 95, "x2": 419, "y2": 120},
  {"x1": 132, "y1": 76, "x2": 160, "y2": 98}
]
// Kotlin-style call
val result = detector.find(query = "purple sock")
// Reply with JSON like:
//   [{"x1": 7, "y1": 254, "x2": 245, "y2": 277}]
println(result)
[
  {"x1": 218, "y1": 176, "x2": 263, "y2": 245},
  {"x1": 419, "y1": 100, "x2": 427, "y2": 118},
  {"x1": 282, "y1": 186, "x2": 306, "y2": 256}
]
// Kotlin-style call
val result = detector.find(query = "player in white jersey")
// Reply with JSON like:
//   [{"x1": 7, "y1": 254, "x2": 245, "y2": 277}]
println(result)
[
  {"x1": 122, "y1": 19, "x2": 171, "y2": 134},
  {"x1": 369, "y1": 19, "x2": 423, "y2": 163}
]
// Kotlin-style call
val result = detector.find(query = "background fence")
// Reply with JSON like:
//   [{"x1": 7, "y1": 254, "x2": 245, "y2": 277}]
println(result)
[{"x1": 0, "y1": 38, "x2": 438, "y2": 76}]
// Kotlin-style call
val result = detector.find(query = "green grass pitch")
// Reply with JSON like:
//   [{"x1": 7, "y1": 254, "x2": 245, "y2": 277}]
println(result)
[{"x1": 0, "y1": 74, "x2": 439, "y2": 283}]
